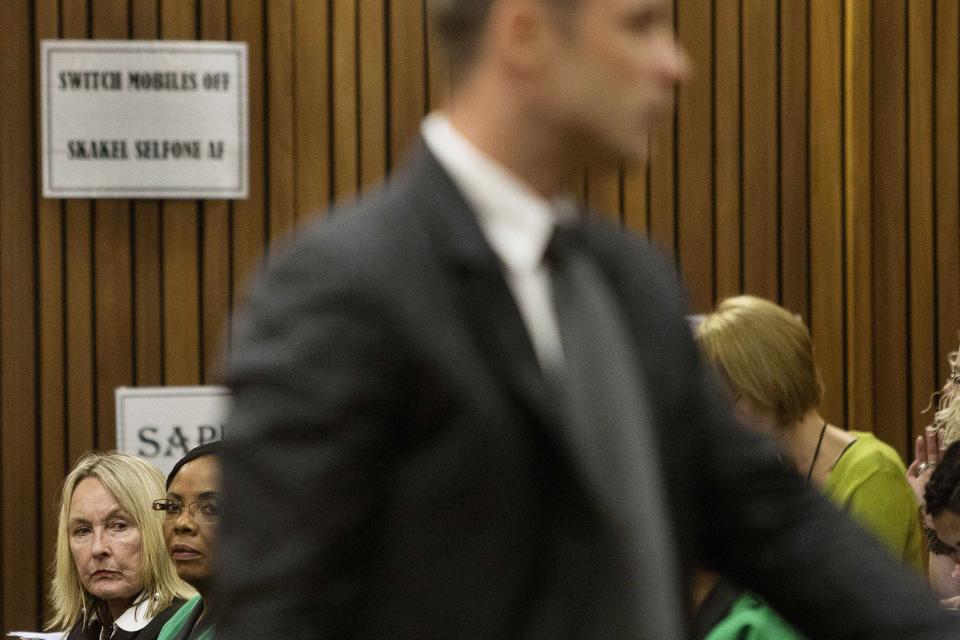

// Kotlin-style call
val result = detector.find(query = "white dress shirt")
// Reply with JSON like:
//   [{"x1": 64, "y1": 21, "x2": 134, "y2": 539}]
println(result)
[{"x1": 421, "y1": 113, "x2": 575, "y2": 370}]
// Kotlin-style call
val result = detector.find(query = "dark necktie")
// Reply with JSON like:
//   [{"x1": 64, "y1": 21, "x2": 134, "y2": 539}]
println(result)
[{"x1": 545, "y1": 221, "x2": 684, "y2": 639}]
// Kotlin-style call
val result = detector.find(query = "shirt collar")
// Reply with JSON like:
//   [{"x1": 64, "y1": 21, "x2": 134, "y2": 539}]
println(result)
[
  {"x1": 111, "y1": 593, "x2": 155, "y2": 633},
  {"x1": 421, "y1": 112, "x2": 577, "y2": 272}
]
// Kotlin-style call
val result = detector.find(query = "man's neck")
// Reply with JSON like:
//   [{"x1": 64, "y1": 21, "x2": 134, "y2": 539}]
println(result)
[{"x1": 445, "y1": 85, "x2": 581, "y2": 198}]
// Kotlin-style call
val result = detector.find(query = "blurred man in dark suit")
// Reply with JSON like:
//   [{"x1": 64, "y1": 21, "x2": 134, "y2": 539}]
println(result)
[{"x1": 218, "y1": 0, "x2": 960, "y2": 638}]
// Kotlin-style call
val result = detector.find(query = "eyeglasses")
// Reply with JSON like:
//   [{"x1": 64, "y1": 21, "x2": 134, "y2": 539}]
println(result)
[{"x1": 152, "y1": 498, "x2": 221, "y2": 525}]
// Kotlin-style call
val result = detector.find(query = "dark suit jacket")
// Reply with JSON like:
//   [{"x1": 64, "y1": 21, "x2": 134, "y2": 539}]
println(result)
[{"x1": 219, "y1": 142, "x2": 959, "y2": 639}]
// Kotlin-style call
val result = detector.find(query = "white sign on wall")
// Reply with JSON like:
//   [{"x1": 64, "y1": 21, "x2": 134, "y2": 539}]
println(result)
[
  {"x1": 42, "y1": 40, "x2": 248, "y2": 199},
  {"x1": 116, "y1": 386, "x2": 229, "y2": 477}
]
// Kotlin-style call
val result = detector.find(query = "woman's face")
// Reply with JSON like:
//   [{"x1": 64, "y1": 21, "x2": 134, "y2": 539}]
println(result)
[
  {"x1": 68, "y1": 477, "x2": 144, "y2": 609},
  {"x1": 162, "y1": 456, "x2": 221, "y2": 590}
]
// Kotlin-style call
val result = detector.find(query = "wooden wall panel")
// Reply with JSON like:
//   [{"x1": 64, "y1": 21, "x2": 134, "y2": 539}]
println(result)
[
  {"x1": 872, "y1": 0, "x2": 909, "y2": 452},
  {"x1": 201, "y1": 0, "x2": 232, "y2": 384},
  {"x1": 714, "y1": 0, "x2": 742, "y2": 300},
  {"x1": 845, "y1": 0, "x2": 875, "y2": 434},
  {"x1": 388, "y1": 0, "x2": 426, "y2": 166},
  {"x1": 161, "y1": 2, "x2": 201, "y2": 387},
  {"x1": 267, "y1": 0, "x2": 297, "y2": 242},
  {"x1": 908, "y1": 0, "x2": 938, "y2": 440},
  {"x1": 0, "y1": 0, "x2": 38, "y2": 627},
  {"x1": 647, "y1": 0, "x2": 677, "y2": 258},
  {"x1": 360, "y1": 0, "x2": 388, "y2": 189},
  {"x1": 935, "y1": 0, "x2": 960, "y2": 380},
  {"x1": 332, "y1": 0, "x2": 359, "y2": 200},
  {"x1": 230, "y1": 1, "x2": 265, "y2": 303},
  {"x1": 622, "y1": 161, "x2": 649, "y2": 236},
  {"x1": 293, "y1": 0, "x2": 331, "y2": 224},
  {"x1": 425, "y1": 1, "x2": 451, "y2": 113},
  {"x1": 92, "y1": 0, "x2": 132, "y2": 451},
  {"x1": 677, "y1": 0, "x2": 714, "y2": 312},
  {"x1": 586, "y1": 166, "x2": 622, "y2": 223},
  {"x1": 779, "y1": 0, "x2": 809, "y2": 321},
  {"x1": 1, "y1": 0, "x2": 958, "y2": 632},
  {"x1": 35, "y1": 0, "x2": 65, "y2": 624},
  {"x1": 62, "y1": 0, "x2": 97, "y2": 471},
  {"x1": 132, "y1": 0, "x2": 163, "y2": 387},
  {"x1": 809, "y1": 0, "x2": 845, "y2": 425},
  {"x1": 742, "y1": 0, "x2": 779, "y2": 300}
]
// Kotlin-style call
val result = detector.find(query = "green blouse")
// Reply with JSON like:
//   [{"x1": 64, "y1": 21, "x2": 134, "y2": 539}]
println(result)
[
  {"x1": 823, "y1": 431, "x2": 924, "y2": 573},
  {"x1": 703, "y1": 593, "x2": 808, "y2": 640},
  {"x1": 157, "y1": 595, "x2": 214, "y2": 640}
]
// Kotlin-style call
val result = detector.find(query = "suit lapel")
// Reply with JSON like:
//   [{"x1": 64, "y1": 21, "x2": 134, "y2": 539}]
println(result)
[{"x1": 395, "y1": 142, "x2": 560, "y2": 434}]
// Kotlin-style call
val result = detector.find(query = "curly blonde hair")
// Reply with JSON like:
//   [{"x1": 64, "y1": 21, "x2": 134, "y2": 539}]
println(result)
[
  {"x1": 938, "y1": 349, "x2": 960, "y2": 447},
  {"x1": 48, "y1": 452, "x2": 194, "y2": 631}
]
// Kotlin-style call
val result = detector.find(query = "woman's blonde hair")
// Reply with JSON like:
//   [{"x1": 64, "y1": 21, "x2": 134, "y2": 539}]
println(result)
[
  {"x1": 696, "y1": 295, "x2": 823, "y2": 428},
  {"x1": 938, "y1": 349, "x2": 960, "y2": 447},
  {"x1": 48, "y1": 452, "x2": 194, "y2": 631}
]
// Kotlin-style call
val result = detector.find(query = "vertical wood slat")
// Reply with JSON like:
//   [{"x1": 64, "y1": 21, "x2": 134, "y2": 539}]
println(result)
[
  {"x1": 779, "y1": 0, "x2": 809, "y2": 322},
  {"x1": 92, "y1": 0, "x2": 132, "y2": 451},
  {"x1": 844, "y1": 0, "x2": 874, "y2": 434},
  {"x1": 585, "y1": 166, "x2": 621, "y2": 223},
  {"x1": 677, "y1": 0, "x2": 713, "y2": 313},
  {"x1": 809, "y1": 0, "x2": 845, "y2": 425},
  {"x1": 714, "y1": 0, "x2": 742, "y2": 300},
  {"x1": 872, "y1": 0, "x2": 909, "y2": 453},
  {"x1": 647, "y1": 0, "x2": 676, "y2": 258},
  {"x1": 389, "y1": 0, "x2": 426, "y2": 166},
  {"x1": 231, "y1": 0, "x2": 266, "y2": 305},
  {"x1": 425, "y1": 0, "x2": 450, "y2": 112},
  {"x1": 161, "y1": 2, "x2": 201, "y2": 386},
  {"x1": 267, "y1": 0, "x2": 297, "y2": 242},
  {"x1": 133, "y1": 203, "x2": 164, "y2": 385},
  {"x1": 0, "y1": 0, "x2": 38, "y2": 629},
  {"x1": 293, "y1": 0, "x2": 331, "y2": 220},
  {"x1": 360, "y1": 0, "x2": 388, "y2": 189},
  {"x1": 621, "y1": 161, "x2": 649, "y2": 236},
  {"x1": 907, "y1": 0, "x2": 936, "y2": 441},
  {"x1": 201, "y1": 0, "x2": 231, "y2": 383},
  {"x1": 332, "y1": 0, "x2": 359, "y2": 200},
  {"x1": 131, "y1": 0, "x2": 163, "y2": 387},
  {"x1": 35, "y1": 0, "x2": 64, "y2": 624},
  {"x1": 62, "y1": 0, "x2": 96, "y2": 477},
  {"x1": 741, "y1": 0, "x2": 778, "y2": 300},
  {"x1": 935, "y1": 0, "x2": 960, "y2": 376}
]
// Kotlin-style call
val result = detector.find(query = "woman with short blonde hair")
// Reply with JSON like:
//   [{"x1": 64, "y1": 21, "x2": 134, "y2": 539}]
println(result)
[
  {"x1": 696, "y1": 295, "x2": 821, "y2": 428},
  {"x1": 49, "y1": 452, "x2": 193, "y2": 638},
  {"x1": 691, "y1": 295, "x2": 924, "y2": 639},
  {"x1": 696, "y1": 295, "x2": 922, "y2": 569}
]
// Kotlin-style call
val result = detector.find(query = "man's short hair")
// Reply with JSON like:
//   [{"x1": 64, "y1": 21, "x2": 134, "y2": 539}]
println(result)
[
  {"x1": 696, "y1": 295, "x2": 823, "y2": 428},
  {"x1": 429, "y1": 0, "x2": 577, "y2": 79},
  {"x1": 925, "y1": 441, "x2": 960, "y2": 517}
]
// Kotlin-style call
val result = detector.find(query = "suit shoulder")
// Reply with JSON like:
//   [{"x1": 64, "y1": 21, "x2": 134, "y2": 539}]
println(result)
[
  {"x1": 584, "y1": 214, "x2": 687, "y2": 310},
  {"x1": 261, "y1": 181, "x2": 421, "y2": 288}
]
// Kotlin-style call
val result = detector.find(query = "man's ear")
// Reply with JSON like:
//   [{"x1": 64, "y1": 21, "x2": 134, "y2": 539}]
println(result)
[{"x1": 485, "y1": 0, "x2": 559, "y2": 76}]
